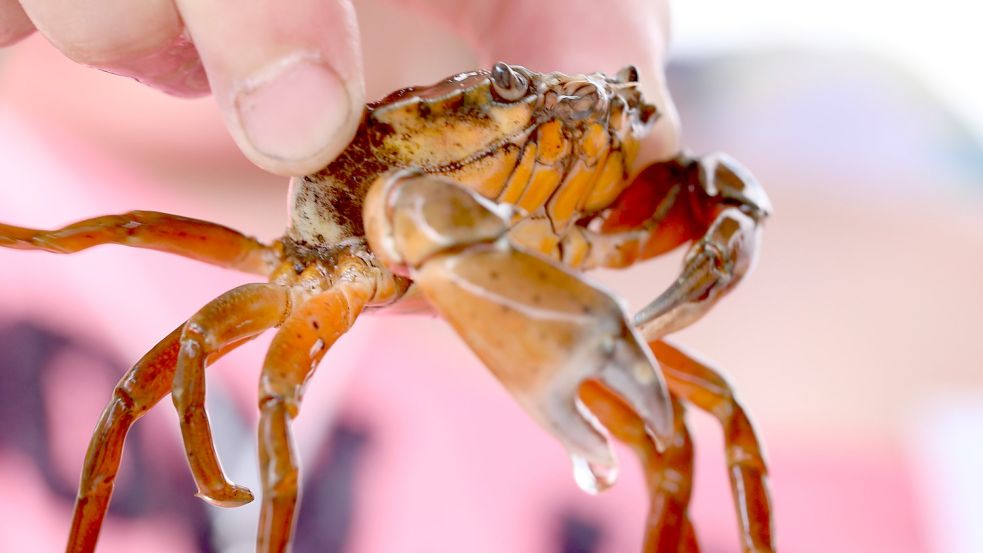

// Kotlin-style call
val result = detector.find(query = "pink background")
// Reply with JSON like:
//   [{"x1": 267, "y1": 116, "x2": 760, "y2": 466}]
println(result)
[{"x1": 1, "y1": 4, "x2": 981, "y2": 552}]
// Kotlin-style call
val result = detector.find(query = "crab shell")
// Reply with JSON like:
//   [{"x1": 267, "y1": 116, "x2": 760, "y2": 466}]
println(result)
[{"x1": 287, "y1": 63, "x2": 658, "y2": 254}]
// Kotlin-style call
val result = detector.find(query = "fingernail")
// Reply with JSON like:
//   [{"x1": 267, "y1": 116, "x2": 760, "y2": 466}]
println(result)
[{"x1": 233, "y1": 55, "x2": 356, "y2": 174}]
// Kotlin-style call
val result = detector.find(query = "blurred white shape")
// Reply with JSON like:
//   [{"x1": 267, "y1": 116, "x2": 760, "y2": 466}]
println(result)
[
  {"x1": 570, "y1": 453, "x2": 618, "y2": 495},
  {"x1": 907, "y1": 396, "x2": 983, "y2": 553},
  {"x1": 672, "y1": 0, "x2": 983, "y2": 147}
]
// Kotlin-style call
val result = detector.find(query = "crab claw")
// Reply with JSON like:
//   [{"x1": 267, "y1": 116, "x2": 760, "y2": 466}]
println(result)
[
  {"x1": 412, "y1": 246, "x2": 672, "y2": 492},
  {"x1": 630, "y1": 153, "x2": 769, "y2": 341},
  {"x1": 597, "y1": 333, "x2": 674, "y2": 446},
  {"x1": 414, "y1": 245, "x2": 674, "y2": 492},
  {"x1": 366, "y1": 170, "x2": 674, "y2": 493},
  {"x1": 634, "y1": 206, "x2": 759, "y2": 340}
]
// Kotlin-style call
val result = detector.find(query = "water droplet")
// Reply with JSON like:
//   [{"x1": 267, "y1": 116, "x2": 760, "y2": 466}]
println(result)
[{"x1": 571, "y1": 454, "x2": 618, "y2": 495}]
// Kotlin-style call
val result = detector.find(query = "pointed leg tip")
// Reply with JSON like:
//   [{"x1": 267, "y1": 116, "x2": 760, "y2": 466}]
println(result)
[
  {"x1": 599, "y1": 340, "x2": 675, "y2": 451},
  {"x1": 196, "y1": 484, "x2": 254, "y2": 508},
  {"x1": 647, "y1": 428, "x2": 670, "y2": 454},
  {"x1": 644, "y1": 403, "x2": 675, "y2": 453}
]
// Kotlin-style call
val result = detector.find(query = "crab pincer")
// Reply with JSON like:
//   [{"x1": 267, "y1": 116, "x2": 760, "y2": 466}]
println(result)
[{"x1": 365, "y1": 170, "x2": 674, "y2": 490}]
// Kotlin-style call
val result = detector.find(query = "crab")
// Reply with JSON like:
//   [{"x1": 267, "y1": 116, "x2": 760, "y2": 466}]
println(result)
[{"x1": 0, "y1": 62, "x2": 774, "y2": 553}]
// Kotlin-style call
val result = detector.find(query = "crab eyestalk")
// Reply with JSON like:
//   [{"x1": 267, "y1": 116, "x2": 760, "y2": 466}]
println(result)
[{"x1": 490, "y1": 61, "x2": 530, "y2": 101}]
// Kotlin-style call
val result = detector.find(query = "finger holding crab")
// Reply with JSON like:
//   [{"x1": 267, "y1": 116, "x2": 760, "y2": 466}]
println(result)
[
  {"x1": 8, "y1": 0, "x2": 366, "y2": 175},
  {"x1": 0, "y1": 0, "x2": 677, "y2": 177}
]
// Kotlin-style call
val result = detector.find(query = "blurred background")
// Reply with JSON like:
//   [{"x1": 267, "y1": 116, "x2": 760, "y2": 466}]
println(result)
[{"x1": 0, "y1": 1, "x2": 980, "y2": 552}]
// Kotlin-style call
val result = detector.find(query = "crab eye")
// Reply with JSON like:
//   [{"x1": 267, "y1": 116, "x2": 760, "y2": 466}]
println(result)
[
  {"x1": 616, "y1": 65, "x2": 639, "y2": 83},
  {"x1": 490, "y1": 62, "x2": 529, "y2": 102}
]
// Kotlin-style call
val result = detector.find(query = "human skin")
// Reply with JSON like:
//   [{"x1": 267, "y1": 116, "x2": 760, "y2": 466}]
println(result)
[{"x1": 0, "y1": 0, "x2": 677, "y2": 177}]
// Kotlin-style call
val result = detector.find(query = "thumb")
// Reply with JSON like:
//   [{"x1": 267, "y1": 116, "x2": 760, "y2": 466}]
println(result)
[{"x1": 175, "y1": 0, "x2": 364, "y2": 176}]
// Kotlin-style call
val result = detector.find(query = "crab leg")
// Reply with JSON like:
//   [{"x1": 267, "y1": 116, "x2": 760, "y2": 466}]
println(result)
[
  {"x1": 0, "y1": 211, "x2": 277, "y2": 275},
  {"x1": 651, "y1": 340, "x2": 774, "y2": 553},
  {"x1": 579, "y1": 382, "x2": 699, "y2": 553},
  {"x1": 678, "y1": 521, "x2": 700, "y2": 553},
  {"x1": 364, "y1": 171, "x2": 673, "y2": 490},
  {"x1": 587, "y1": 154, "x2": 770, "y2": 340},
  {"x1": 172, "y1": 283, "x2": 291, "y2": 508},
  {"x1": 67, "y1": 323, "x2": 249, "y2": 553},
  {"x1": 256, "y1": 274, "x2": 376, "y2": 552}
]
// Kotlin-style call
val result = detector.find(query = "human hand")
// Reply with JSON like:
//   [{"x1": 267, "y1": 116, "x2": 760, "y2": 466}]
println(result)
[{"x1": 1, "y1": 0, "x2": 677, "y2": 176}]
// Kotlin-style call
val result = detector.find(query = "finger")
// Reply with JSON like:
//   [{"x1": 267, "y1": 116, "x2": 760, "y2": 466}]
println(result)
[
  {"x1": 174, "y1": 0, "x2": 364, "y2": 176},
  {"x1": 16, "y1": 0, "x2": 208, "y2": 96},
  {"x1": 0, "y1": 0, "x2": 34, "y2": 46},
  {"x1": 412, "y1": 0, "x2": 679, "y2": 163}
]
